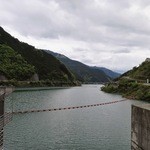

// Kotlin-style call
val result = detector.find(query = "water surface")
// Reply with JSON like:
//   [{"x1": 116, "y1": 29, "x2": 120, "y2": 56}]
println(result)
[{"x1": 4, "y1": 84, "x2": 146, "y2": 150}]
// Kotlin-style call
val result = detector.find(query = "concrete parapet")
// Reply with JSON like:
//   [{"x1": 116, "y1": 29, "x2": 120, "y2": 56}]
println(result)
[{"x1": 131, "y1": 104, "x2": 150, "y2": 150}]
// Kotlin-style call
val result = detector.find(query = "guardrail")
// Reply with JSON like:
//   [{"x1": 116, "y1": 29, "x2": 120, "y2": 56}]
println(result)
[
  {"x1": 0, "y1": 128, "x2": 3, "y2": 149},
  {"x1": 0, "y1": 113, "x2": 13, "y2": 150},
  {"x1": 0, "y1": 113, "x2": 13, "y2": 130},
  {"x1": 0, "y1": 86, "x2": 14, "y2": 150}
]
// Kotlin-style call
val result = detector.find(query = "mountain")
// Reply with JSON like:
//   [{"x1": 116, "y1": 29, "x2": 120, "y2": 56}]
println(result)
[
  {"x1": 44, "y1": 50, "x2": 110, "y2": 83},
  {"x1": 92, "y1": 67, "x2": 121, "y2": 79},
  {"x1": 0, "y1": 26, "x2": 75, "y2": 84},
  {"x1": 0, "y1": 44, "x2": 35, "y2": 80},
  {"x1": 101, "y1": 58, "x2": 150, "y2": 101},
  {"x1": 120, "y1": 58, "x2": 150, "y2": 80}
]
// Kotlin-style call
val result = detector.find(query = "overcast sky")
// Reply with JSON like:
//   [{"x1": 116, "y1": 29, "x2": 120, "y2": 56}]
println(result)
[{"x1": 0, "y1": 0, "x2": 150, "y2": 73}]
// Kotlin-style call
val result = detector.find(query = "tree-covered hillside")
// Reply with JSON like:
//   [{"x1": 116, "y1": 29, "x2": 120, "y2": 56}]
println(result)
[
  {"x1": 0, "y1": 44, "x2": 35, "y2": 80},
  {"x1": 101, "y1": 59, "x2": 150, "y2": 101},
  {"x1": 122, "y1": 59, "x2": 150, "y2": 80},
  {"x1": 0, "y1": 26, "x2": 75, "y2": 82},
  {"x1": 45, "y1": 50, "x2": 110, "y2": 83}
]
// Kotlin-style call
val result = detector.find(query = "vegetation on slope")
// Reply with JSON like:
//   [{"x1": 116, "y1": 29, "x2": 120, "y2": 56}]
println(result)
[
  {"x1": 124, "y1": 60, "x2": 150, "y2": 80},
  {"x1": 45, "y1": 50, "x2": 110, "y2": 83},
  {"x1": 0, "y1": 26, "x2": 75, "y2": 84},
  {"x1": 101, "y1": 78, "x2": 150, "y2": 101},
  {"x1": 101, "y1": 59, "x2": 150, "y2": 101},
  {"x1": 0, "y1": 44, "x2": 35, "y2": 80}
]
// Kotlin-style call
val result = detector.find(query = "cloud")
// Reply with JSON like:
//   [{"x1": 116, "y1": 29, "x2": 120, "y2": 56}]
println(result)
[{"x1": 0, "y1": 0, "x2": 150, "y2": 72}]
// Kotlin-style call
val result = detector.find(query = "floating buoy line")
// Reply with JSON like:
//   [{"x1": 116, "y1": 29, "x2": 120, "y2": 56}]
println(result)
[{"x1": 13, "y1": 99, "x2": 127, "y2": 114}]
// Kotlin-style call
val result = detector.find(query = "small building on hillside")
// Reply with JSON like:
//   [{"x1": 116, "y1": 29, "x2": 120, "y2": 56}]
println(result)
[
  {"x1": 0, "y1": 75, "x2": 7, "y2": 81},
  {"x1": 30, "y1": 73, "x2": 39, "y2": 81}
]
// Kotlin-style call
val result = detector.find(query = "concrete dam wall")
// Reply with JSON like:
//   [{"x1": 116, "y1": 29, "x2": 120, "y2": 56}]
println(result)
[{"x1": 131, "y1": 104, "x2": 150, "y2": 150}]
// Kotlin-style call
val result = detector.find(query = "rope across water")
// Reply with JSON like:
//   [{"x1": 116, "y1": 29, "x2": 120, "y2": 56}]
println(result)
[{"x1": 13, "y1": 99, "x2": 127, "y2": 114}]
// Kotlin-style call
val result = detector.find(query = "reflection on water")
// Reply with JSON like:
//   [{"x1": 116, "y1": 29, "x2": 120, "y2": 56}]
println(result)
[{"x1": 4, "y1": 85, "x2": 146, "y2": 150}]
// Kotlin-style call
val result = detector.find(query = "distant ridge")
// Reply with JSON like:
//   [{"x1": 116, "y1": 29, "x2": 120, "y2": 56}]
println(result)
[
  {"x1": 92, "y1": 67, "x2": 121, "y2": 79},
  {"x1": 44, "y1": 50, "x2": 117, "y2": 83}
]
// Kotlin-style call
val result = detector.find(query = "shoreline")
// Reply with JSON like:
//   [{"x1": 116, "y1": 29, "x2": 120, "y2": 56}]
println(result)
[
  {"x1": 15, "y1": 86, "x2": 72, "y2": 92},
  {"x1": 0, "y1": 80, "x2": 81, "y2": 88},
  {"x1": 101, "y1": 82, "x2": 150, "y2": 101}
]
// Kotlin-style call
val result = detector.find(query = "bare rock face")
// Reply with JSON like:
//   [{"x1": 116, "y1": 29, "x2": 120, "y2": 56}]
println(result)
[{"x1": 30, "y1": 73, "x2": 39, "y2": 81}]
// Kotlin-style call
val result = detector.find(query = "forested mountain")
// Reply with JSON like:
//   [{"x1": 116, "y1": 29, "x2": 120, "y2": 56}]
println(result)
[
  {"x1": 101, "y1": 58, "x2": 150, "y2": 101},
  {"x1": 120, "y1": 58, "x2": 150, "y2": 80},
  {"x1": 92, "y1": 67, "x2": 120, "y2": 79},
  {"x1": 44, "y1": 50, "x2": 110, "y2": 83},
  {"x1": 0, "y1": 44, "x2": 35, "y2": 80},
  {"x1": 0, "y1": 26, "x2": 75, "y2": 83}
]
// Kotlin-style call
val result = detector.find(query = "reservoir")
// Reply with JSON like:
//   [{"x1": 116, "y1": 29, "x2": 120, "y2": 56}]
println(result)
[{"x1": 4, "y1": 84, "x2": 145, "y2": 150}]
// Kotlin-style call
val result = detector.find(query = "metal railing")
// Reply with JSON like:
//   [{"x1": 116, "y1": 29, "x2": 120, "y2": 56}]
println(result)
[
  {"x1": 0, "y1": 86, "x2": 14, "y2": 150},
  {"x1": 0, "y1": 113, "x2": 13, "y2": 129},
  {"x1": 0, "y1": 129, "x2": 3, "y2": 148},
  {"x1": 0, "y1": 113, "x2": 12, "y2": 150}
]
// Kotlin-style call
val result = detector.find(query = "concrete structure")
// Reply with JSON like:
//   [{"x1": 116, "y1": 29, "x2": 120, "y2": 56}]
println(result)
[
  {"x1": 0, "y1": 75, "x2": 7, "y2": 81},
  {"x1": 145, "y1": 58, "x2": 150, "y2": 62},
  {"x1": 131, "y1": 104, "x2": 150, "y2": 150},
  {"x1": 0, "y1": 87, "x2": 14, "y2": 150},
  {"x1": 30, "y1": 73, "x2": 39, "y2": 81}
]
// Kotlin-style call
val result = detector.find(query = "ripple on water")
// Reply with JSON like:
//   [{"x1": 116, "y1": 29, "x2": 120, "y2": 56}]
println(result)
[{"x1": 4, "y1": 85, "x2": 146, "y2": 150}]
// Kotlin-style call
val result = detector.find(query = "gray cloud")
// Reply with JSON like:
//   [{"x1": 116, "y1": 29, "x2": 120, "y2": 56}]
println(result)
[{"x1": 0, "y1": 0, "x2": 150, "y2": 72}]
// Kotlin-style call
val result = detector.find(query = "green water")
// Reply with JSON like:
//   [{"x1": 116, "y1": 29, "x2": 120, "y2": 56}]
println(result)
[{"x1": 4, "y1": 84, "x2": 145, "y2": 150}]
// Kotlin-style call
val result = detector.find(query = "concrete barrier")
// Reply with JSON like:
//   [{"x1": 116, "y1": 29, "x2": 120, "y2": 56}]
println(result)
[{"x1": 131, "y1": 104, "x2": 150, "y2": 150}]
